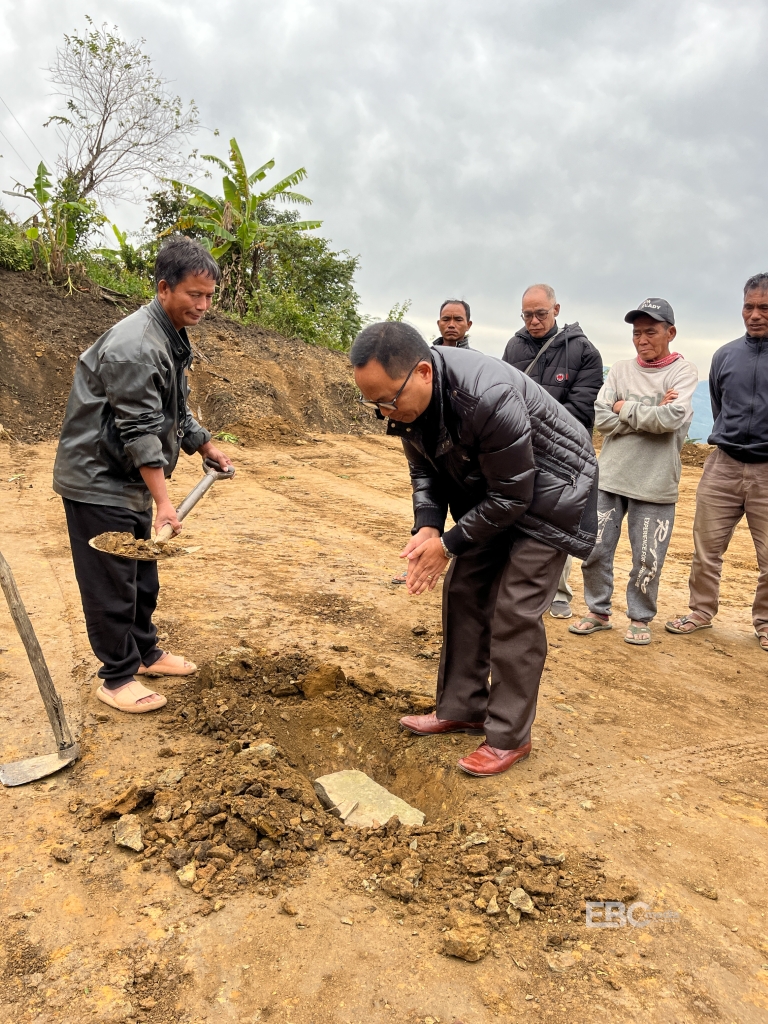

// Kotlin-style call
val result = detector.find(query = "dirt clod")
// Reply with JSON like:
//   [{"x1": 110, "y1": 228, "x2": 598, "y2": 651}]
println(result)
[{"x1": 89, "y1": 531, "x2": 181, "y2": 560}]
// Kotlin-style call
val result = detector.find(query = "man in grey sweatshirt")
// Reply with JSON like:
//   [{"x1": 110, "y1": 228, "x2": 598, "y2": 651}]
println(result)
[{"x1": 568, "y1": 298, "x2": 698, "y2": 645}]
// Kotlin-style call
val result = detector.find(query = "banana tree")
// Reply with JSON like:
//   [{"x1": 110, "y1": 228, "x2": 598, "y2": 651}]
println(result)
[
  {"x1": 169, "y1": 138, "x2": 321, "y2": 316},
  {"x1": 4, "y1": 162, "x2": 95, "y2": 285}
]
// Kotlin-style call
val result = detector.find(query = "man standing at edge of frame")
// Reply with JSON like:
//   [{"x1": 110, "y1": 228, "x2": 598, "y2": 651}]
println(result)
[{"x1": 351, "y1": 321, "x2": 598, "y2": 777}]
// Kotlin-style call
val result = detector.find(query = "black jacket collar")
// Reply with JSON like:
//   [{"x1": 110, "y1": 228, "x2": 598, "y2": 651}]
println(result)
[{"x1": 149, "y1": 297, "x2": 192, "y2": 364}]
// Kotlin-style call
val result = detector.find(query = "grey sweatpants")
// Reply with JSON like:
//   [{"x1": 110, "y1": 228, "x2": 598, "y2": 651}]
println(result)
[{"x1": 581, "y1": 490, "x2": 675, "y2": 623}]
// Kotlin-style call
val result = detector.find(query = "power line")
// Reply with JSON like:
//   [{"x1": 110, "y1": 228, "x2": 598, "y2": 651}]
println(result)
[
  {"x1": 0, "y1": 93, "x2": 47, "y2": 164},
  {"x1": 0, "y1": 126, "x2": 34, "y2": 174}
]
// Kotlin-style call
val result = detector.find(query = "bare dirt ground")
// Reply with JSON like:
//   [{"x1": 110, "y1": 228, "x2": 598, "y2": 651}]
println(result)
[{"x1": 1, "y1": 432, "x2": 767, "y2": 1024}]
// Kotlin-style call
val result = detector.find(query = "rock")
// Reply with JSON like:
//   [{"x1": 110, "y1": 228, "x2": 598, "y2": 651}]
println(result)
[
  {"x1": 579, "y1": 799, "x2": 594, "y2": 811},
  {"x1": 381, "y1": 875, "x2": 415, "y2": 901},
  {"x1": 313, "y1": 770, "x2": 425, "y2": 828},
  {"x1": 692, "y1": 884, "x2": 718, "y2": 901},
  {"x1": 411, "y1": 625, "x2": 428, "y2": 636},
  {"x1": 350, "y1": 671, "x2": 392, "y2": 696},
  {"x1": 299, "y1": 664, "x2": 345, "y2": 698},
  {"x1": 400, "y1": 856, "x2": 423, "y2": 885},
  {"x1": 474, "y1": 881, "x2": 498, "y2": 910},
  {"x1": 494, "y1": 865, "x2": 516, "y2": 887},
  {"x1": 157, "y1": 768, "x2": 185, "y2": 788},
  {"x1": 547, "y1": 950, "x2": 576, "y2": 973},
  {"x1": 228, "y1": 740, "x2": 242, "y2": 754},
  {"x1": 524, "y1": 854, "x2": 542, "y2": 868},
  {"x1": 486, "y1": 895, "x2": 500, "y2": 916},
  {"x1": 93, "y1": 782, "x2": 154, "y2": 822},
  {"x1": 209, "y1": 843, "x2": 235, "y2": 863},
  {"x1": 176, "y1": 862, "x2": 196, "y2": 888},
  {"x1": 537, "y1": 850, "x2": 565, "y2": 866},
  {"x1": 256, "y1": 850, "x2": 274, "y2": 877},
  {"x1": 50, "y1": 844, "x2": 72, "y2": 863},
  {"x1": 507, "y1": 905, "x2": 521, "y2": 925},
  {"x1": 164, "y1": 846, "x2": 192, "y2": 870},
  {"x1": 519, "y1": 869, "x2": 557, "y2": 896},
  {"x1": 152, "y1": 804, "x2": 173, "y2": 823},
  {"x1": 225, "y1": 817, "x2": 258, "y2": 851},
  {"x1": 441, "y1": 910, "x2": 490, "y2": 962},
  {"x1": 461, "y1": 853, "x2": 490, "y2": 875},
  {"x1": 271, "y1": 681, "x2": 300, "y2": 697},
  {"x1": 406, "y1": 694, "x2": 435, "y2": 713},
  {"x1": 114, "y1": 814, "x2": 144, "y2": 852},
  {"x1": 508, "y1": 888, "x2": 536, "y2": 914},
  {"x1": 280, "y1": 896, "x2": 299, "y2": 916},
  {"x1": 252, "y1": 743, "x2": 279, "y2": 762},
  {"x1": 461, "y1": 832, "x2": 489, "y2": 850},
  {"x1": 199, "y1": 801, "x2": 222, "y2": 818}
]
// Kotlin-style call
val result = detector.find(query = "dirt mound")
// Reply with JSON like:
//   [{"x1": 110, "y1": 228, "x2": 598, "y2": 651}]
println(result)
[
  {"x1": 69, "y1": 647, "x2": 637, "y2": 964},
  {"x1": 0, "y1": 269, "x2": 378, "y2": 443}
]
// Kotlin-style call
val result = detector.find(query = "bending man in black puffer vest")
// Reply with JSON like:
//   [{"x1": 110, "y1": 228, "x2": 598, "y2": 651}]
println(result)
[
  {"x1": 351, "y1": 321, "x2": 598, "y2": 777},
  {"x1": 502, "y1": 283, "x2": 603, "y2": 620}
]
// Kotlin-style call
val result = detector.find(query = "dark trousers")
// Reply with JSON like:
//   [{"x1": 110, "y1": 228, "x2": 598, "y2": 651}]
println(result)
[
  {"x1": 436, "y1": 531, "x2": 567, "y2": 749},
  {"x1": 63, "y1": 499, "x2": 163, "y2": 687}
]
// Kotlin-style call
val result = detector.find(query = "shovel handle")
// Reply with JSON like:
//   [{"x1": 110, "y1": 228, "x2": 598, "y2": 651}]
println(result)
[
  {"x1": 155, "y1": 457, "x2": 235, "y2": 544},
  {"x1": 0, "y1": 551, "x2": 74, "y2": 752}
]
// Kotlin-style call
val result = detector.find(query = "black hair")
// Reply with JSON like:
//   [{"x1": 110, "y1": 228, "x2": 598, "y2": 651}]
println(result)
[
  {"x1": 349, "y1": 321, "x2": 431, "y2": 378},
  {"x1": 439, "y1": 298, "x2": 471, "y2": 320},
  {"x1": 744, "y1": 273, "x2": 768, "y2": 295},
  {"x1": 154, "y1": 235, "x2": 221, "y2": 289}
]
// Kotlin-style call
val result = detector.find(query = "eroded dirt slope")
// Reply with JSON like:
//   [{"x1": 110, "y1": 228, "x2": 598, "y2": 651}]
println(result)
[{"x1": 0, "y1": 432, "x2": 767, "y2": 1024}]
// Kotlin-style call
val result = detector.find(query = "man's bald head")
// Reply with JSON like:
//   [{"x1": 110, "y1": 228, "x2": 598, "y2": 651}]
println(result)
[{"x1": 522, "y1": 283, "x2": 556, "y2": 305}]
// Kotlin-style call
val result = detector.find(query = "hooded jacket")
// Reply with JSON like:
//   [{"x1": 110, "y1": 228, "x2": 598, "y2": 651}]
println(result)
[
  {"x1": 386, "y1": 347, "x2": 598, "y2": 558},
  {"x1": 501, "y1": 322, "x2": 603, "y2": 430},
  {"x1": 708, "y1": 334, "x2": 768, "y2": 463},
  {"x1": 53, "y1": 298, "x2": 211, "y2": 511}
]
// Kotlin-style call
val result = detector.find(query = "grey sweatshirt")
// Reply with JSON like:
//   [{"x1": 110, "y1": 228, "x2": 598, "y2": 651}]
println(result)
[{"x1": 594, "y1": 356, "x2": 699, "y2": 504}]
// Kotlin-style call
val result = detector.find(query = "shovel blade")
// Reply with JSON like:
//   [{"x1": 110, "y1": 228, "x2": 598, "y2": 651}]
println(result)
[{"x1": 0, "y1": 743, "x2": 80, "y2": 787}]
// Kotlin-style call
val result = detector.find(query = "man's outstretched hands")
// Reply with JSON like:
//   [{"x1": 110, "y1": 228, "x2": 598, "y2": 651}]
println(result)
[{"x1": 400, "y1": 527, "x2": 450, "y2": 595}]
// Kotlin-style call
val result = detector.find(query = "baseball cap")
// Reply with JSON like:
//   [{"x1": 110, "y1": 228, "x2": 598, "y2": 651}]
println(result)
[{"x1": 624, "y1": 298, "x2": 675, "y2": 325}]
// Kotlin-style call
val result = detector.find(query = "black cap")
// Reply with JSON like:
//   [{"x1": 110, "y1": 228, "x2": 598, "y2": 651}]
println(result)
[{"x1": 624, "y1": 298, "x2": 675, "y2": 326}]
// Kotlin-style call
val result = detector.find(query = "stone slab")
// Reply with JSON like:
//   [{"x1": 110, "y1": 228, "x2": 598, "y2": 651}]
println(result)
[{"x1": 313, "y1": 770, "x2": 425, "y2": 827}]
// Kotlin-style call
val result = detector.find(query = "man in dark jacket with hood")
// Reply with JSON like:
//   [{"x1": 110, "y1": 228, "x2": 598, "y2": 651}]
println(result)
[
  {"x1": 351, "y1": 322, "x2": 598, "y2": 776},
  {"x1": 433, "y1": 298, "x2": 472, "y2": 349},
  {"x1": 502, "y1": 283, "x2": 603, "y2": 619}
]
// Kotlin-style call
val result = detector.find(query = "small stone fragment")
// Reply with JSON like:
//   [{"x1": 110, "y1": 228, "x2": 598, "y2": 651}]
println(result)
[
  {"x1": 508, "y1": 888, "x2": 536, "y2": 915},
  {"x1": 225, "y1": 818, "x2": 258, "y2": 851},
  {"x1": 400, "y1": 856, "x2": 423, "y2": 885},
  {"x1": 579, "y1": 799, "x2": 594, "y2": 811},
  {"x1": 299, "y1": 664, "x2": 346, "y2": 698},
  {"x1": 442, "y1": 910, "x2": 489, "y2": 962},
  {"x1": 252, "y1": 743, "x2": 279, "y2": 761},
  {"x1": 519, "y1": 869, "x2": 557, "y2": 896},
  {"x1": 280, "y1": 897, "x2": 299, "y2": 916},
  {"x1": 50, "y1": 844, "x2": 72, "y2": 863},
  {"x1": 314, "y1": 770, "x2": 425, "y2": 828},
  {"x1": 176, "y1": 862, "x2": 196, "y2": 888},
  {"x1": 537, "y1": 851, "x2": 566, "y2": 866},
  {"x1": 157, "y1": 768, "x2": 185, "y2": 788},
  {"x1": 114, "y1": 814, "x2": 144, "y2": 852},
  {"x1": 461, "y1": 853, "x2": 490, "y2": 875},
  {"x1": 507, "y1": 905, "x2": 521, "y2": 925},
  {"x1": 381, "y1": 876, "x2": 415, "y2": 901},
  {"x1": 474, "y1": 881, "x2": 498, "y2": 910},
  {"x1": 340, "y1": 917, "x2": 353, "y2": 926},
  {"x1": 486, "y1": 895, "x2": 500, "y2": 916}
]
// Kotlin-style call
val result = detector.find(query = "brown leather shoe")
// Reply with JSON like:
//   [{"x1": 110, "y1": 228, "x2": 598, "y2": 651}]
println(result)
[
  {"x1": 399, "y1": 712, "x2": 485, "y2": 736},
  {"x1": 458, "y1": 741, "x2": 532, "y2": 776}
]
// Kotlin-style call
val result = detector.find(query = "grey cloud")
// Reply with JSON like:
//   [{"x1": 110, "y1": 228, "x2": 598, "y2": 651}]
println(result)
[{"x1": 2, "y1": 0, "x2": 766, "y2": 370}]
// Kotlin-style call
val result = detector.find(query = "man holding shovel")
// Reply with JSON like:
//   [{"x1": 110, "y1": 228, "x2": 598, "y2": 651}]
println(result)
[{"x1": 53, "y1": 236, "x2": 233, "y2": 713}]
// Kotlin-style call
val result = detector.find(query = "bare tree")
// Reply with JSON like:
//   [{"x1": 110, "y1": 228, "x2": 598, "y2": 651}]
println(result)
[{"x1": 45, "y1": 17, "x2": 200, "y2": 202}]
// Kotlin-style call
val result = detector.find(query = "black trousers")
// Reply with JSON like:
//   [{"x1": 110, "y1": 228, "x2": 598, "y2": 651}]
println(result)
[
  {"x1": 63, "y1": 499, "x2": 164, "y2": 687},
  {"x1": 436, "y1": 531, "x2": 567, "y2": 750}
]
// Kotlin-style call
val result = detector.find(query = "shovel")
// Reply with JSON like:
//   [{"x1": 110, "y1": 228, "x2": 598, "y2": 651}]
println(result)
[
  {"x1": 88, "y1": 458, "x2": 235, "y2": 561},
  {"x1": 0, "y1": 551, "x2": 80, "y2": 786}
]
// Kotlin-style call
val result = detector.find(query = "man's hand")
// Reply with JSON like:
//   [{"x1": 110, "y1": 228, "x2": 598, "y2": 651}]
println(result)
[
  {"x1": 198, "y1": 440, "x2": 234, "y2": 472},
  {"x1": 400, "y1": 527, "x2": 450, "y2": 595},
  {"x1": 659, "y1": 389, "x2": 679, "y2": 406},
  {"x1": 155, "y1": 498, "x2": 182, "y2": 537},
  {"x1": 612, "y1": 399, "x2": 625, "y2": 414}
]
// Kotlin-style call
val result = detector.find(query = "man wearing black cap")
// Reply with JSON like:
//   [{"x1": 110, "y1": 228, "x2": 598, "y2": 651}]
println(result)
[{"x1": 569, "y1": 299, "x2": 698, "y2": 646}]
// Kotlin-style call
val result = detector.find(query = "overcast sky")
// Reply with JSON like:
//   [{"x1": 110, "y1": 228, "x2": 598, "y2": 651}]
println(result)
[{"x1": 1, "y1": 0, "x2": 766, "y2": 374}]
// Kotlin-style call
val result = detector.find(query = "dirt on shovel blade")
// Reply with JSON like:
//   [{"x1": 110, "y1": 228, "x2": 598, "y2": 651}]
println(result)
[{"x1": 90, "y1": 531, "x2": 181, "y2": 560}]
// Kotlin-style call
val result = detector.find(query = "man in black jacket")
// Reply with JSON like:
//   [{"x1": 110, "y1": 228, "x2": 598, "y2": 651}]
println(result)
[
  {"x1": 502, "y1": 283, "x2": 603, "y2": 619},
  {"x1": 351, "y1": 322, "x2": 597, "y2": 776},
  {"x1": 666, "y1": 273, "x2": 768, "y2": 651},
  {"x1": 433, "y1": 298, "x2": 472, "y2": 349}
]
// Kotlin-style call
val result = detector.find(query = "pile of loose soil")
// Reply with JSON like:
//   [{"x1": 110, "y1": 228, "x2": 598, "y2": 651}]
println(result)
[
  {"x1": 69, "y1": 647, "x2": 639, "y2": 961},
  {"x1": 89, "y1": 532, "x2": 182, "y2": 560},
  {"x1": 0, "y1": 269, "x2": 379, "y2": 443}
]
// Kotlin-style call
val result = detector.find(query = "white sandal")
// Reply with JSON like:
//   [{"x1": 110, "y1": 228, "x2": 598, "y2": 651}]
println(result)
[
  {"x1": 137, "y1": 652, "x2": 197, "y2": 677},
  {"x1": 97, "y1": 680, "x2": 167, "y2": 713}
]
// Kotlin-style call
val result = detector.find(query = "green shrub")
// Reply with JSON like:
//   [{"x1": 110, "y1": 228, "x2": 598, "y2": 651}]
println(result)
[
  {"x1": 0, "y1": 234, "x2": 33, "y2": 271},
  {"x1": 82, "y1": 254, "x2": 154, "y2": 301}
]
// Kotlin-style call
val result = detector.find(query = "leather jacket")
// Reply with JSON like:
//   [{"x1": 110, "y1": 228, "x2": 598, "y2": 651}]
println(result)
[{"x1": 387, "y1": 347, "x2": 598, "y2": 558}]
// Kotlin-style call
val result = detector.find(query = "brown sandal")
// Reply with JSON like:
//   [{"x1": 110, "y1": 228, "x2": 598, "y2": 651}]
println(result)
[
  {"x1": 97, "y1": 680, "x2": 167, "y2": 713},
  {"x1": 755, "y1": 631, "x2": 768, "y2": 652}
]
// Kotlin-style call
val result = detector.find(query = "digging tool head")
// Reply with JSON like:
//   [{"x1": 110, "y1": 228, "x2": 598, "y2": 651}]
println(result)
[
  {"x1": 0, "y1": 743, "x2": 80, "y2": 787},
  {"x1": 87, "y1": 532, "x2": 182, "y2": 561}
]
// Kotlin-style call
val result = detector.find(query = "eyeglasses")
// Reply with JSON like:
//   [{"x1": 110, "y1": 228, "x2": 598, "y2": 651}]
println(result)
[
  {"x1": 521, "y1": 307, "x2": 554, "y2": 322},
  {"x1": 357, "y1": 361, "x2": 421, "y2": 412}
]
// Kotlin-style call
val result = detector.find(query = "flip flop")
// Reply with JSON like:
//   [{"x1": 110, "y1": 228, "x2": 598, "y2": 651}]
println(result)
[
  {"x1": 138, "y1": 652, "x2": 197, "y2": 677},
  {"x1": 624, "y1": 624, "x2": 651, "y2": 646},
  {"x1": 568, "y1": 615, "x2": 612, "y2": 635},
  {"x1": 755, "y1": 631, "x2": 768, "y2": 652},
  {"x1": 664, "y1": 615, "x2": 712, "y2": 635},
  {"x1": 97, "y1": 680, "x2": 167, "y2": 714}
]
